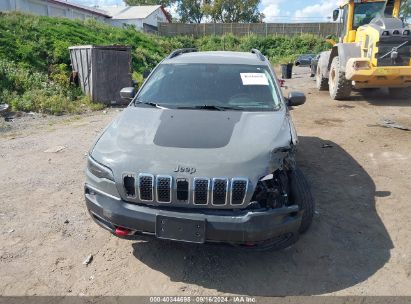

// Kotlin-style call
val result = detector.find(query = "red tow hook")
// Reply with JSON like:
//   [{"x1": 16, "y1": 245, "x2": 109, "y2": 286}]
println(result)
[{"x1": 115, "y1": 227, "x2": 131, "y2": 236}]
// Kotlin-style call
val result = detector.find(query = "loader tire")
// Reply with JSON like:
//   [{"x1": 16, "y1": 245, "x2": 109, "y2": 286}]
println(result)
[
  {"x1": 316, "y1": 65, "x2": 328, "y2": 91},
  {"x1": 289, "y1": 168, "x2": 315, "y2": 234},
  {"x1": 329, "y1": 56, "x2": 352, "y2": 100}
]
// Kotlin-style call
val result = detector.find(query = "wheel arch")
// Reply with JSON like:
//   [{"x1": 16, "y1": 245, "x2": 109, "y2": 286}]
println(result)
[{"x1": 328, "y1": 43, "x2": 361, "y2": 72}]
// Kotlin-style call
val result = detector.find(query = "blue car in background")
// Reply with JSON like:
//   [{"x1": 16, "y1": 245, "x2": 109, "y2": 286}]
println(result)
[{"x1": 295, "y1": 54, "x2": 316, "y2": 67}]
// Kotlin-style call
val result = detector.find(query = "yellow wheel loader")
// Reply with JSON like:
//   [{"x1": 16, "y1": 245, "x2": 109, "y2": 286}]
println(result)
[{"x1": 316, "y1": 0, "x2": 411, "y2": 100}]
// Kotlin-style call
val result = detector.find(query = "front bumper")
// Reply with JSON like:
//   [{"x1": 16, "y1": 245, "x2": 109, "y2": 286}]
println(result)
[
  {"x1": 85, "y1": 184, "x2": 302, "y2": 244},
  {"x1": 346, "y1": 59, "x2": 411, "y2": 88}
]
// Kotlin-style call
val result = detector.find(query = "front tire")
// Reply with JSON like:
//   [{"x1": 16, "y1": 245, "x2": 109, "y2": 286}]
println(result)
[
  {"x1": 310, "y1": 66, "x2": 315, "y2": 77},
  {"x1": 329, "y1": 56, "x2": 352, "y2": 100},
  {"x1": 234, "y1": 167, "x2": 315, "y2": 251},
  {"x1": 316, "y1": 65, "x2": 329, "y2": 91},
  {"x1": 289, "y1": 168, "x2": 315, "y2": 234}
]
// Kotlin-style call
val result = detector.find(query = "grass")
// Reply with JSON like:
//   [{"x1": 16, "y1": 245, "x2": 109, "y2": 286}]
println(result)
[
  {"x1": 0, "y1": 59, "x2": 104, "y2": 115},
  {"x1": 0, "y1": 12, "x2": 332, "y2": 115}
]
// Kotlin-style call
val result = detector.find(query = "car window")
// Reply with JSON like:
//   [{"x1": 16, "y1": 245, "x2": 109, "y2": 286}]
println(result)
[
  {"x1": 353, "y1": 2, "x2": 385, "y2": 29},
  {"x1": 136, "y1": 63, "x2": 282, "y2": 111}
]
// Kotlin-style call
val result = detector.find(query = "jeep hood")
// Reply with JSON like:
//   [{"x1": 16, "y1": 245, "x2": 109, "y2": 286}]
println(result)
[{"x1": 92, "y1": 106, "x2": 293, "y2": 184}]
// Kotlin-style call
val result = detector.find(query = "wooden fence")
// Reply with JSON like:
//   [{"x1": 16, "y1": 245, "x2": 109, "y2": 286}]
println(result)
[{"x1": 159, "y1": 22, "x2": 340, "y2": 37}]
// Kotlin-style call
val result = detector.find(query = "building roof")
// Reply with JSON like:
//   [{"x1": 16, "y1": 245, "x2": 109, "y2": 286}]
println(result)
[
  {"x1": 103, "y1": 5, "x2": 171, "y2": 22},
  {"x1": 54, "y1": 0, "x2": 111, "y2": 17},
  {"x1": 100, "y1": 6, "x2": 126, "y2": 17},
  {"x1": 164, "y1": 51, "x2": 267, "y2": 66}
]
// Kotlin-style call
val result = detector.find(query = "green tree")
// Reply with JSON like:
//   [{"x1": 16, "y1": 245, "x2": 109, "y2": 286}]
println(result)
[
  {"x1": 204, "y1": 0, "x2": 263, "y2": 23},
  {"x1": 401, "y1": 0, "x2": 410, "y2": 20},
  {"x1": 124, "y1": 0, "x2": 263, "y2": 23},
  {"x1": 178, "y1": 0, "x2": 209, "y2": 23}
]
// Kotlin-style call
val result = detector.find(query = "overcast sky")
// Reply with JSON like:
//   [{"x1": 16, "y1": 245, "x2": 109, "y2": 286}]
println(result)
[{"x1": 68, "y1": 0, "x2": 343, "y2": 22}]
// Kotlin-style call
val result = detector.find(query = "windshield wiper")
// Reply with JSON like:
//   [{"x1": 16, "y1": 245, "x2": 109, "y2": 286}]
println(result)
[
  {"x1": 134, "y1": 100, "x2": 166, "y2": 109},
  {"x1": 177, "y1": 105, "x2": 242, "y2": 111}
]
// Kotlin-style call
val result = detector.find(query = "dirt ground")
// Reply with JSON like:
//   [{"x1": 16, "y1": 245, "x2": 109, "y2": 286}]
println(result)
[{"x1": 1, "y1": 67, "x2": 411, "y2": 296}]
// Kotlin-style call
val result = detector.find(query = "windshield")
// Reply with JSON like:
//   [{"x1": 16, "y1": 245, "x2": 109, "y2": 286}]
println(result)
[
  {"x1": 353, "y1": 2, "x2": 386, "y2": 29},
  {"x1": 135, "y1": 63, "x2": 281, "y2": 111}
]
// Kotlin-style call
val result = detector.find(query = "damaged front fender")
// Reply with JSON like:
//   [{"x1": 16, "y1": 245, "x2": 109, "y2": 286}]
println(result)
[{"x1": 269, "y1": 145, "x2": 297, "y2": 173}]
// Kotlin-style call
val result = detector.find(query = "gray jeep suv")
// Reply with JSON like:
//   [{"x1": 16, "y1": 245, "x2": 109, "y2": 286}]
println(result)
[{"x1": 85, "y1": 49, "x2": 314, "y2": 249}]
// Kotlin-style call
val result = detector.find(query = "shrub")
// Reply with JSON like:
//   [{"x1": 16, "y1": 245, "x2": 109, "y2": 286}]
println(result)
[{"x1": 0, "y1": 59, "x2": 103, "y2": 115}]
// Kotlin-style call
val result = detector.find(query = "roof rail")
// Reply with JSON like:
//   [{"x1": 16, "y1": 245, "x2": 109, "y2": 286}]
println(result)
[
  {"x1": 251, "y1": 49, "x2": 266, "y2": 61},
  {"x1": 168, "y1": 48, "x2": 198, "y2": 59}
]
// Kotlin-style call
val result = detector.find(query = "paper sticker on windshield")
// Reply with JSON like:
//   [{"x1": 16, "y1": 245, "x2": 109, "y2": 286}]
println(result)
[{"x1": 240, "y1": 73, "x2": 269, "y2": 86}]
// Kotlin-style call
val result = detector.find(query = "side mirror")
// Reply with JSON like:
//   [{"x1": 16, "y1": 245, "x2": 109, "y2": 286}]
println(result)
[
  {"x1": 333, "y1": 9, "x2": 340, "y2": 22},
  {"x1": 120, "y1": 87, "x2": 135, "y2": 100},
  {"x1": 143, "y1": 70, "x2": 151, "y2": 79},
  {"x1": 287, "y1": 92, "x2": 306, "y2": 107}
]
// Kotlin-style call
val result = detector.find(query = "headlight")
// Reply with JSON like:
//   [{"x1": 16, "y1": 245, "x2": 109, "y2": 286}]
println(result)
[
  {"x1": 269, "y1": 146, "x2": 293, "y2": 172},
  {"x1": 353, "y1": 60, "x2": 371, "y2": 71},
  {"x1": 252, "y1": 170, "x2": 289, "y2": 209},
  {"x1": 87, "y1": 155, "x2": 114, "y2": 181}
]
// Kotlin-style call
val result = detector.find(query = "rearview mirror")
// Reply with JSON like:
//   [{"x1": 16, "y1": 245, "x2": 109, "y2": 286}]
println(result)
[
  {"x1": 120, "y1": 87, "x2": 135, "y2": 100},
  {"x1": 333, "y1": 9, "x2": 340, "y2": 22},
  {"x1": 287, "y1": 92, "x2": 306, "y2": 107}
]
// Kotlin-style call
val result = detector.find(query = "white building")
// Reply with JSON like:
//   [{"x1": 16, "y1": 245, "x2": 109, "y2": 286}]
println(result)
[
  {"x1": 0, "y1": 1, "x2": 171, "y2": 32},
  {"x1": 0, "y1": 0, "x2": 110, "y2": 21},
  {"x1": 105, "y1": 5, "x2": 171, "y2": 32}
]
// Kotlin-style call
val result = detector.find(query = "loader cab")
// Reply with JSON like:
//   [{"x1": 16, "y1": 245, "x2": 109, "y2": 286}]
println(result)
[{"x1": 333, "y1": 0, "x2": 401, "y2": 43}]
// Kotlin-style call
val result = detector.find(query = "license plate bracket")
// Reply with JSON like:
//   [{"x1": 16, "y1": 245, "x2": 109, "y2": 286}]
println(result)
[{"x1": 156, "y1": 215, "x2": 206, "y2": 243}]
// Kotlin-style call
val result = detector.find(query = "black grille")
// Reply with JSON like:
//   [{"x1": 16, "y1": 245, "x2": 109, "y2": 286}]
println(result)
[
  {"x1": 194, "y1": 179, "x2": 209, "y2": 205},
  {"x1": 376, "y1": 38, "x2": 411, "y2": 67},
  {"x1": 176, "y1": 179, "x2": 189, "y2": 201},
  {"x1": 132, "y1": 174, "x2": 249, "y2": 206},
  {"x1": 139, "y1": 175, "x2": 153, "y2": 201},
  {"x1": 212, "y1": 179, "x2": 227, "y2": 205},
  {"x1": 157, "y1": 176, "x2": 171, "y2": 203},
  {"x1": 231, "y1": 180, "x2": 247, "y2": 205}
]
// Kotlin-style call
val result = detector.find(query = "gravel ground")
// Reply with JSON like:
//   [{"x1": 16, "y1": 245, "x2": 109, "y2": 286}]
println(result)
[{"x1": 0, "y1": 67, "x2": 410, "y2": 296}]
